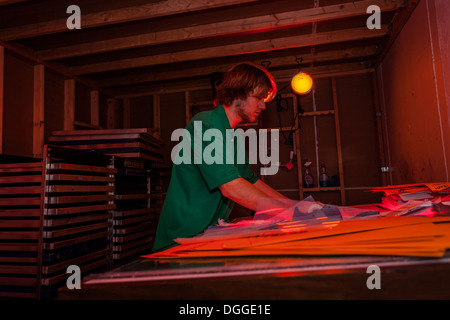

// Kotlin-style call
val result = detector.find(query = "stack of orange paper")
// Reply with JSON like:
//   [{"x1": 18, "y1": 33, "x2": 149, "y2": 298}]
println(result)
[
  {"x1": 144, "y1": 183, "x2": 450, "y2": 260},
  {"x1": 145, "y1": 216, "x2": 450, "y2": 259}
]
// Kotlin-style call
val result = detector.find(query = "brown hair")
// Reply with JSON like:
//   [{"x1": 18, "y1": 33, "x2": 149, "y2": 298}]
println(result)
[{"x1": 214, "y1": 63, "x2": 276, "y2": 106}]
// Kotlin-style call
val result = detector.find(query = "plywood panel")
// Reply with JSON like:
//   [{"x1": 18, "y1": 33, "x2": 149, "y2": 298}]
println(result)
[
  {"x1": 75, "y1": 82, "x2": 92, "y2": 124},
  {"x1": 337, "y1": 74, "x2": 381, "y2": 189},
  {"x1": 379, "y1": 0, "x2": 448, "y2": 184},
  {"x1": 159, "y1": 92, "x2": 186, "y2": 163},
  {"x1": 3, "y1": 50, "x2": 34, "y2": 157},
  {"x1": 129, "y1": 95, "x2": 153, "y2": 129},
  {"x1": 44, "y1": 69, "x2": 65, "y2": 144}
]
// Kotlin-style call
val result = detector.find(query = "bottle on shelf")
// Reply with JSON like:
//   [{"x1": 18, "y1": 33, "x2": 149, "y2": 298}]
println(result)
[
  {"x1": 319, "y1": 161, "x2": 330, "y2": 187},
  {"x1": 303, "y1": 161, "x2": 314, "y2": 188}
]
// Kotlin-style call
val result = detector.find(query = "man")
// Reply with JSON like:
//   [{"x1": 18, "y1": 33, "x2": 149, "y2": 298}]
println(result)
[{"x1": 153, "y1": 63, "x2": 291, "y2": 252}]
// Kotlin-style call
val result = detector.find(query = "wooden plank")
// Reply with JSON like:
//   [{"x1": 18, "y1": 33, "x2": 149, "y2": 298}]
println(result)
[
  {"x1": 49, "y1": 162, "x2": 117, "y2": 174},
  {"x1": 112, "y1": 221, "x2": 151, "y2": 235},
  {"x1": 97, "y1": 46, "x2": 378, "y2": 87},
  {"x1": 113, "y1": 215, "x2": 152, "y2": 226},
  {"x1": 41, "y1": 256, "x2": 109, "y2": 286},
  {"x1": 42, "y1": 231, "x2": 108, "y2": 250},
  {"x1": 65, "y1": 142, "x2": 162, "y2": 155},
  {"x1": 90, "y1": 90, "x2": 99, "y2": 127},
  {"x1": 0, "y1": 45, "x2": 3, "y2": 154},
  {"x1": 69, "y1": 25, "x2": 389, "y2": 75},
  {"x1": 0, "y1": 185, "x2": 41, "y2": 194},
  {"x1": 115, "y1": 194, "x2": 150, "y2": 200},
  {"x1": 113, "y1": 229, "x2": 154, "y2": 243},
  {"x1": 0, "y1": 166, "x2": 42, "y2": 173},
  {"x1": 332, "y1": 77, "x2": 346, "y2": 205},
  {"x1": 107, "y1": 98, "x2": 116, "y2": 129},
  {"x1": 153, "y1": 94, "x2": 160, "y2": 133},
  {"x1": 41, "y1": 248, "x2": 108, "y2": 275},
  {"x1": 112, "y1": 208, "x2": 153, "y2": 217},
  {"x1": 0, "y1": 175, "x2": 42, "y2": 183},
  {"x1": 42, "y1": 222, "x2": 108, "y2": 238},
  {"x1": 0, "y1": 209, "x2": 41, "y2": 217},
  {"x1": 50, "y1": 128, "x2": 151, "y2": 135},
  {"x1": 40, "y1": 0, "x2": 403, "y2": 60},
  {"x1": 45, "y1": 204, "x2": 115, "y2": 215},
  {"x1": 46, "y1": 194, "x2": 114, "y2": 205},
  {"x1": 0, "y1": 0, "x2": 259, "y2": 41},
  {"x1": 46, "y1": 185, "x2": 114, "y2": 193},
  {"x1": 0, "y1": 162, "x2": 42, "y2": 169},
  {"x1": 0, "y1": 0, "x2": 28, "y2": 6},
  {"x1": 113, "y1": 65, "x2": 373, "y2": 98},
  {"x1": 0, "y1": 197, "x2": 41, "y2": 206},
  {"x1": 0, "y1": 230, "x2": 40, "y2": 239},
  {"x1": 49, "y1": 133, "x2": 142, "y2": 141},
  {"x1": 0, "y1": 265, "x2": 38, "y2": 275},
  {"x1": 33, "y1": 64, "x2": 45, "y2": 158},
  {"x1": 46, "y1": 173, "x2": 114, "y2": 183},
  {"x1": 64, "y1": 79, "x2": 75, "y2": 131},
  {"x1": 43, "y1": 213, "x2": 110, "y2": 227},
  {"x1": 123, "y1": 98, "x2": 130, "y2": 129}
]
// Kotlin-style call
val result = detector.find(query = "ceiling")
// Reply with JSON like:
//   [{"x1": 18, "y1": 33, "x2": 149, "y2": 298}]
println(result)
[{"x1": 0, "y1": 0, "x2": 420, "y2": 98}]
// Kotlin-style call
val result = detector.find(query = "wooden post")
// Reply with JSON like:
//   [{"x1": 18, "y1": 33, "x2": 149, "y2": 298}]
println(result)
[
  {"x1": 185, "y1": 91, "x2": 190, "y2": 125},
  {"x1": 153, "y1": 94, "x2": 160, "y2": 132},
  {"x1": 64, "y1": 79, "x2": 75, "y2": 130},
  {"x1": 90, "y1": 90, "x2": 99, "y2": 127},
  {"x1": 123, "y1": 98, "x2": 130, "y2": 129},
  {"x1": 0, "y1": 46, "x2": 4, "y2": 154},
  {"x1": 331, "y1": 77, "x2": 346, "y2": 205},
  {"x1": 371, "y1": 72, "x2": 387, "y2": 186},
  {"x1": 107, "y1": 98, "x2": 116, "y2": 129},
  {"x1": 33, "y1": 64, "x2": 45, "y2": 158},
  {"x1": 292, "y1": 95, "x2": 304, "y2": 201}
]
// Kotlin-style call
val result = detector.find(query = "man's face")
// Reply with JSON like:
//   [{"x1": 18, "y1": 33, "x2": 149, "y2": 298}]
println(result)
[{"x1": 235, "y1": 90, "x2": 266, "y2": 123}]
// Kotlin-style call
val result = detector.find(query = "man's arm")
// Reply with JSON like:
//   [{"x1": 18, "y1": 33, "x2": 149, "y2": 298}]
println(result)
[
  {"x1": 219, "y1": 178, "x2": 290, "y2": 212},
  {"x1": 253, "y1": 179, "x2": 289, "y2": 200}
]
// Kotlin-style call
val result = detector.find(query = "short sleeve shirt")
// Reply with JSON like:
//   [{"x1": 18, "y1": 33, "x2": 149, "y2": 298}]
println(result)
[{"x1": 152, "y1": 105, "x2": 258, "y2": 251}]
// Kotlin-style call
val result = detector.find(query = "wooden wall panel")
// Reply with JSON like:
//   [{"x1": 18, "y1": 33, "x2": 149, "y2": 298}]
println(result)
[
  {"x1": 159, "y1": 92, "x2": 186, "y2": 164},
  {"x1": 428, "y1": 0, "x2": 450, "y2": 180},
  {"x1": 44, "y1": 69, "x2": 65, "y2": 144},
  {"x1": 337, "y1": 74, "x2": 381, "y2": 187},
  {"x1": 0, "y1": 46, "x2": 3, "y2": 154},
  {"x1": 2, "y1": 50, "x2": 34, "y2": 157},
  {"x1": 99, "y1": 93, "x2": 109, "y2": 129},
  {"x1": 75, "y1": 82, "x2": 92, "y2": 124},
  {"x1": 129, "y1": 95, "x2": 153, "y2": 129},
  {"x1": 378, "y1": 0, "x2": 449, "y2": 184}
]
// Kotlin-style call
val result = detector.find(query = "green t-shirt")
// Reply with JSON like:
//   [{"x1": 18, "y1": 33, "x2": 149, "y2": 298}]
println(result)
[{"x1": 152, "y1": 105, "x2": 258, "y2": 251}]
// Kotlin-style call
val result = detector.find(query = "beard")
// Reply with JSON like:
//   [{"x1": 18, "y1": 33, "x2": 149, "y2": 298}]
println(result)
[{"x1": 234, "y1": 99, "x2": 254, "y2": 123}]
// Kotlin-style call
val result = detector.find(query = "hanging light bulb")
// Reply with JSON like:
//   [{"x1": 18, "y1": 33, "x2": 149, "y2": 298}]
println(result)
[{"x1": 291, "y1": 71, "x2": 313, "y2": 95}]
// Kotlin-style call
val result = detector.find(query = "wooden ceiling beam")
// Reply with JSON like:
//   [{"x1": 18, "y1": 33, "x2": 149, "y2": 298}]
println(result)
[
  {"x1": 112, "y1": 61, "x2": 373, "y2": 98},
  {"x1": 95, "y1": 45, "x2": 378, "y2": 87},
  {"x1": 0, "y1": 0, "x2": 259, "y2": 41},
  {"x1": 39, "y1": 0, "x2": 403, "y2": 60},
  {"x1": 0, "y1": 0, "x2": 28, "y2": 5},
  {"x1": 69, "y1": 25, "x2": 388, "y2": 75}
]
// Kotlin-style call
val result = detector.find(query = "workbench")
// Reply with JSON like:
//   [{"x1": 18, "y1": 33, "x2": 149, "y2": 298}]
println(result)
[{"x1": 57, "y1": 251, "x2": 450, "y2": 300}]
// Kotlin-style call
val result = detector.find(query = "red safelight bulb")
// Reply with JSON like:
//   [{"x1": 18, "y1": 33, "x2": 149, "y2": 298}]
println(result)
[{"x1": 291, "y1": 72, "x2": 313, "y2": 95}]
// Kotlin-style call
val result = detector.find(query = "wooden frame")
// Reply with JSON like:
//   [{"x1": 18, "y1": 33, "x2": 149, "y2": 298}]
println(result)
[{"x1": 0, "y1": 145, "x2": 116, "y2": 299}]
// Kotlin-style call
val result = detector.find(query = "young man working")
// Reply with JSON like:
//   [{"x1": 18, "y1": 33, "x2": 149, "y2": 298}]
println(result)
[{"x1": 153, "y1": 63, "x2": 292, "y2": 252}]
